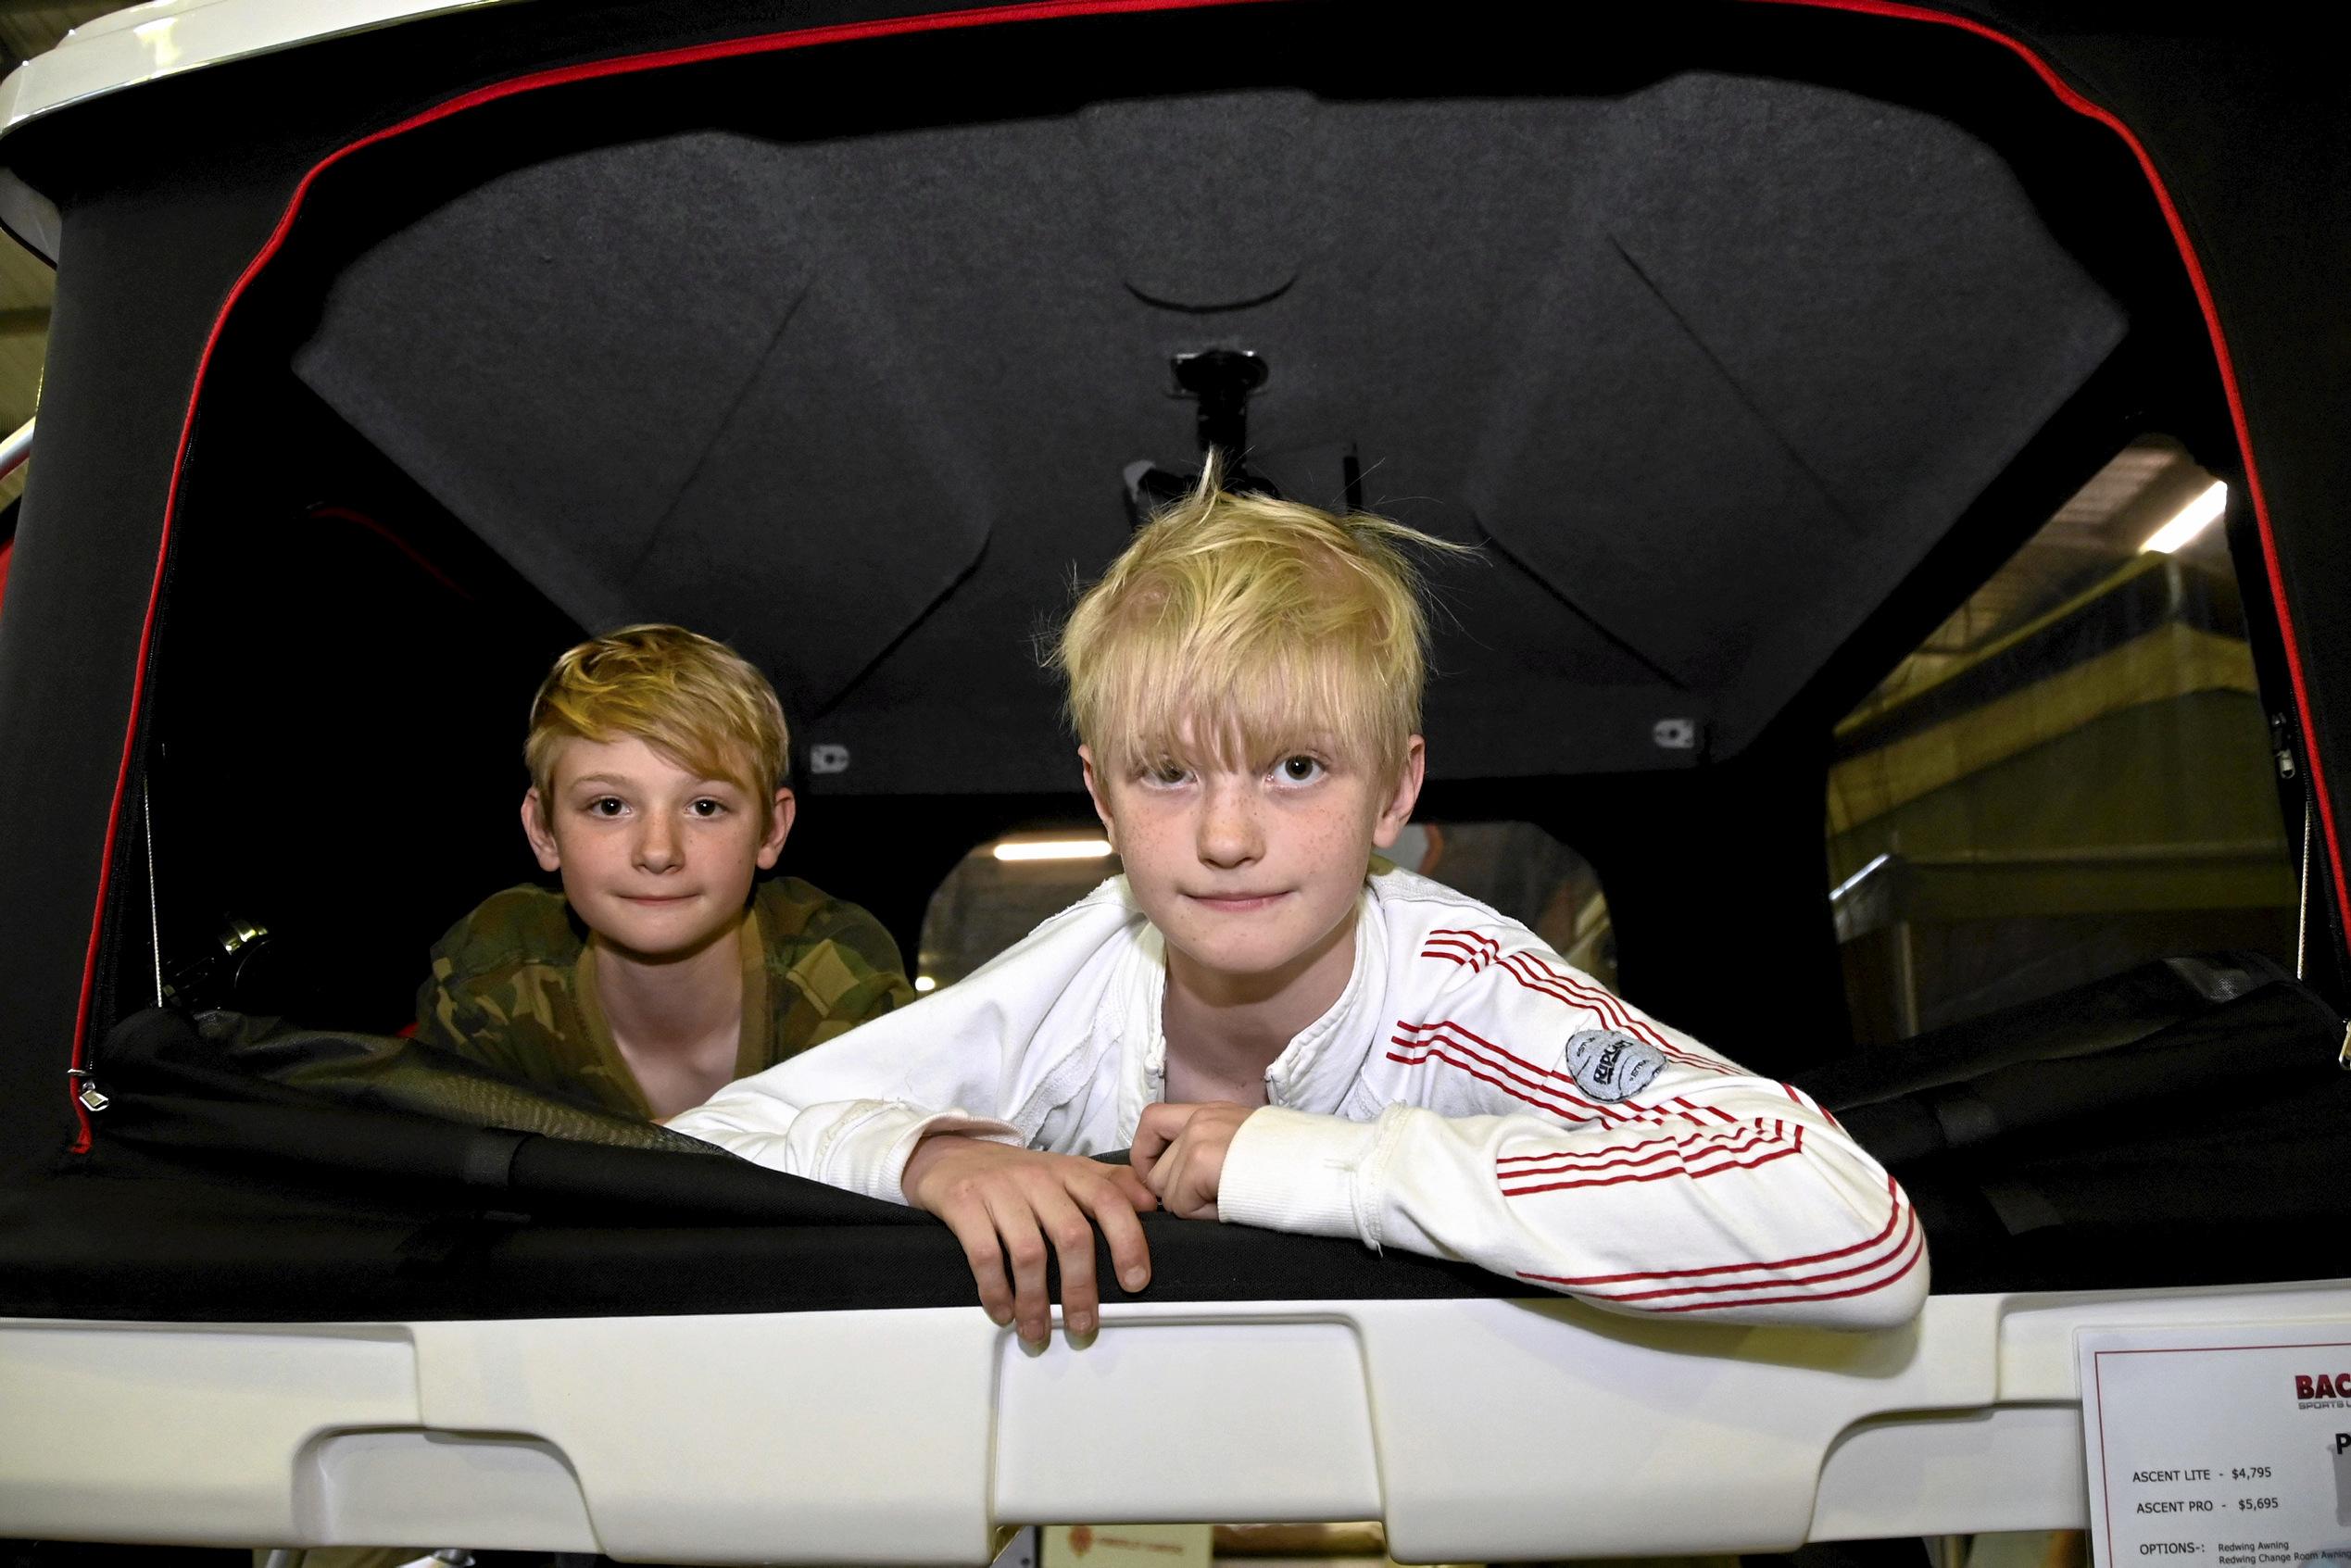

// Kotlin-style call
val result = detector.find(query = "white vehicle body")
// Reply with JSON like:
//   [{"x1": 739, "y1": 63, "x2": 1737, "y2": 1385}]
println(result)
[{"x1": 10, "y1": 1284, "x2": 2351, "y2": 1562}]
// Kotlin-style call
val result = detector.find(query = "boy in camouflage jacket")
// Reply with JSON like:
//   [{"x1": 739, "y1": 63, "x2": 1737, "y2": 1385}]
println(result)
[{"x1": 414, "y1": 623, "x2": 912, "y2": 1120}]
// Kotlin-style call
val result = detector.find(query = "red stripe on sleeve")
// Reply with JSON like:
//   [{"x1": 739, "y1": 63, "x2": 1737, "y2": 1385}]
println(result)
[
  {"x1": 1583, "y1": 1209, "x2": 1921, "y2": 1304},
  {"x1": 1522, "y1": 1176, "x2": 1907, "y2": 1286},
  {"x1": 1497, "y1": 1135, "x2": 1804, "y2": 1195}
]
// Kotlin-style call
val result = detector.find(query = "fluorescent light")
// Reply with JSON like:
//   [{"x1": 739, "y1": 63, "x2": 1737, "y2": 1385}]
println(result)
[
  {"x1": 2141, "y1": 480, "x2": 2227, "y2": 554},
  {"x1": 992, "y1": 837, "x2": 1113, "y2": 862},
  {"x1": 913, "y1": 975, "x2": 937, "y2": 993},
  {"x1": 1829, "y1": 852, "x2": 1892, "y2": 904}
]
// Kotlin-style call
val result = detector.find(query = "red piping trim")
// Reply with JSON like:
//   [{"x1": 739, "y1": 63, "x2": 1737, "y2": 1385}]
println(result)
[
  {"x1": 1583, "y1": 1206, "x2": 1919, "y2": 1304},
  {"x1": 1749, "y1": 0, "x2": 2351, "y2": 947},
  {"x1": 1642, "y1": 1223, "x2": 1925, "y2": 1312},
  {"x1": 65, "y1": 0, "x2": 1280, "y2": 1151},
  {"x1": 1529, "y1": 1173, "x2": 1906, "y2": 1285}
]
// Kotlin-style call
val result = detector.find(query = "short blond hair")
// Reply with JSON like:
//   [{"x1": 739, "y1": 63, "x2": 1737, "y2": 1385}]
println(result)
[
  {"x1": 1052, "y1": 470, "x2": 1466, "y2": 784},
  {"x1": 525, "y1": 624, "x2": 788, "y2": 803}
]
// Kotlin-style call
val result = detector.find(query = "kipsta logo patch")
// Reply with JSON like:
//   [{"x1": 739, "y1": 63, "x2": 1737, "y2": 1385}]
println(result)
[{"x1": 1565, "y1": 1029, "x2": 1665, "y2": 1102}]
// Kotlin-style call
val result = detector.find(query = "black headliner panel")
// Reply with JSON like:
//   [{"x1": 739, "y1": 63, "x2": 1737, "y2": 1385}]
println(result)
[{"x1": 294, "y1": 59, "x2": 2123, "y2": 792}]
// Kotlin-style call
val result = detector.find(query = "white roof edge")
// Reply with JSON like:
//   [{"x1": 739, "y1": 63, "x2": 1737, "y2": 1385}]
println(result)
[{"x1": 0, "y1": 0, "x2": 516, "y2": 256}]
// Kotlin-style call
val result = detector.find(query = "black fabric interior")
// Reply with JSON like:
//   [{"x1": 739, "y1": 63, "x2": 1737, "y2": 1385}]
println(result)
[
  {"x1": 286, "y1": 22, "x2": 2132, "y2": 791},
  {"x1": 4, "y1": 957, "x2": 2339, "y2": 1321}
]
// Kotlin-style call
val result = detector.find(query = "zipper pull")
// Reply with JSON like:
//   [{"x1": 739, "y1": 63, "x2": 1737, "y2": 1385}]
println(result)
[
  {"x1": 2338, "y1": 1021, "x2": 2349, "y2": 1073},
  {"x1": 68, "y1": 1069, "x2": 108, "y2": 1114}
]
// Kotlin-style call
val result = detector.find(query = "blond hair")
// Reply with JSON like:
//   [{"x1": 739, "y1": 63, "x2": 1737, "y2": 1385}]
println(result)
[
  {"x1": 1052, "y1": 468, "x2": 1467, "y2": 784},
  {"x1": 525, "y1": 624, "x2": 789, "y2": 803}
]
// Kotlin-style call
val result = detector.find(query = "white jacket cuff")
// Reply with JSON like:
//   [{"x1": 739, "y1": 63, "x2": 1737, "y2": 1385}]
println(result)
[{"x1": 1217, "y1": 1105, "x2": 1383, "y2": 1240}]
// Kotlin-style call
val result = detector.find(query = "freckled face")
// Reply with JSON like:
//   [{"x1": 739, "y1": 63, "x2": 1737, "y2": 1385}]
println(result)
[
  {"x1": 522, "y1": 734, "x2": 792, "y2": 962},
  {"x1": 1083, "y1": 734, "x2": 1424, "y2": 985}
]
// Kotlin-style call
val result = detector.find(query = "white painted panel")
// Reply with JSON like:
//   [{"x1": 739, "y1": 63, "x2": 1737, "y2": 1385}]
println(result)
[
  {"x1": 1812, "y1": 1405, "x2": 2088, "y2": 1539},
  {"x1": 1355, "y1": 1293, "x2": 2000, "y2": 1562},
  {"x1": 8, "y1": 1279, "x2": 2351, "y2": 1562},
  {"x1": 993, "y1": 1317, "x2": 1381, "y2": 1524},
  {"x1": 298, "y1": 1430, "x2": 598, "y2": 1552},
  {"x1": 0, "y1": 1323, "x2": 418, "y2": 1543},
  {"x1": 1994, "y1": 1281, "x2": 2351, "y2": 1400},
  {"x1": 0, "y1": 2, "x2": 513, "y2": 161},
  {"x1": 408, "y1": 1307, "x2": 1003, "y2": 1565}
]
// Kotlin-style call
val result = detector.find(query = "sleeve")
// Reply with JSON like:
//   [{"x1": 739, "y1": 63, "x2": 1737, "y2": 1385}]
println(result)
[
  {"x1": 668, "y1": 891, "x2": 1133, "y2": 1203},
  {"x1": 1214, "y1": 922, "x2": 1926, "y2": 1331},
  {"x1": 411, "y1": 951, "x2": 546, "y2": 1085},
  {"x1": 792, "y1": 898, "x2": 920, "y2": 1046},
  {"x1": 413, "y1": 943, "x2": 493, "y2": 1055}
]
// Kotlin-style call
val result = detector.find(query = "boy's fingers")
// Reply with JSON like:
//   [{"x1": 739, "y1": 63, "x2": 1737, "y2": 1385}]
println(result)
[
  {"x1": 1033, "y1": 1185, "x2": 1101, "y2": 1338},
  {"x1": 985, "y1": 1190, "x2": 1053, "y2": 1348},
  {"x1": 1162, "y1": 1133, "x2": 1205, "y2": 1218},
  {"x1": 1128, "y1": 1103, "x2": 1188, "y2": 1181},
  {"x1": 1076, "y1": 1174, "x2": 1153, "y2": 1295},
  {"x1": 936, "y1": 1194, "x2": 1013, "y2": 1327},
  {"x1": 1160, "y1": 1125, "x2": 1219, "y2": 1220},
  {"x1": 1100, "y1": 1161, "x2": 1159, "y2": 1212}
]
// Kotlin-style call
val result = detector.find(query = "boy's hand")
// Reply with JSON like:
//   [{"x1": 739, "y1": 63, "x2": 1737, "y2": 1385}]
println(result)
[
  {"x1": 1131, "y1": 1101, "x2": 1256, "y2": 1220},
  {"x1": 899, "y1": 1134, "x2": 1157, "y2": 1348}
]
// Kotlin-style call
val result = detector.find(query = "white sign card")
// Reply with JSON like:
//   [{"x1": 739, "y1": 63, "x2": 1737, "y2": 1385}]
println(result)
[{"x1": 2079, "y1": 1323, "x2": 2351, "y2": 1568}]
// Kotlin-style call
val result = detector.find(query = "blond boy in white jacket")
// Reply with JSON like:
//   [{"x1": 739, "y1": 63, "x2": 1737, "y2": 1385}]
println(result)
[{"x1": 671, "y1": 475, "x2": 1926, "y2": 1347}]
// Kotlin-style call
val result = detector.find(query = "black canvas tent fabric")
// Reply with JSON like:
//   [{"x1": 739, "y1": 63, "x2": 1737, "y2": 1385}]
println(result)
[{"x1": 0, "y1": 0, "x2": 2346, "y2": 1318}]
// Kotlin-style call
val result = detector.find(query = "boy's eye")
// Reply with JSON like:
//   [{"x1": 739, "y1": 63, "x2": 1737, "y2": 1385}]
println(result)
[
  {"x1": 688, "y1": 798, "x2": 727, "y2": 818},
  {"x1": 1275, "y1": 755, "x2": 1326, "y2": 784},
  {"x1": 1145, "y1": 760, "x2": 1191, "y2": 787},
  {"x1": 587, "y1": 797, "x2": 626, "y2": 818}
]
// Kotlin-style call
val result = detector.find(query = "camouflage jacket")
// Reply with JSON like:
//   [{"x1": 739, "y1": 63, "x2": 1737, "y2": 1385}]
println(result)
[{"x1": 414, "y1": 877, "x2": 913, "y2": 1121}]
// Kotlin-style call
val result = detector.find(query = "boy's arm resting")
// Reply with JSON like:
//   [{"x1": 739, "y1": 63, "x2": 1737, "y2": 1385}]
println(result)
[
  {"x1": 1217, "y1": 1092, "x2": 1922, "y2": 1330},
  {"x1": 676, "y1": 883, "x2": 1138, "y2": 1197},
  {"x1": 667, "y1": 1085, "x2": 1021, "y2": 1204},
  {"x1": 1215, "y1": 927, "x2": 1927, "y2": 1331}
]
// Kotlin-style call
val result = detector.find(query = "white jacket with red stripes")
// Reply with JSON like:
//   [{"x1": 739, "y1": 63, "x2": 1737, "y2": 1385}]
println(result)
[{"x1": 666, "y1": 865, "x2": 1928, "y2": 1329}]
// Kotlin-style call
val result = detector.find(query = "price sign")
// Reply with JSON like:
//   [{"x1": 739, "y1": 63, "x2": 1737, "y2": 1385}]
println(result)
[{"x1": 2079, "y1": 1324, "x2": 2351, "y2": 1568}]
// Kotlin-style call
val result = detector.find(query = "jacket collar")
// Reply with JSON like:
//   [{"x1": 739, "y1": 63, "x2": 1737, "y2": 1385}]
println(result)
[{"x1": 1105, "y1": 877, "x2": 1387, "y2": 1134}]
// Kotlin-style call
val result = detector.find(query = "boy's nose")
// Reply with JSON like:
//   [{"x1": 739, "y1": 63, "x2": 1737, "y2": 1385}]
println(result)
[
  {"x1": 635, "y1": 816, "x2": 682, "y2": 871},
  {"x1": 1196, "y1": 784, "x2": 1263, "y2": 867}
]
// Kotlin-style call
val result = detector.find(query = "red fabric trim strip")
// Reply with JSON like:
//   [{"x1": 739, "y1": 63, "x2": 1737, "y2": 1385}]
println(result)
[
  {"x1": 1750, "y1": 0, "x2": 2351, "y2": 947},
  {"x1": 1424, "y1": 929, "x2": 1719, "y2": 1072},
  {"x1": 1386, "y1": 1043, "x2": 1630, "y2": 1127},
  {"x1": 1498, "y1": 1122, "x2": 1776, "y2": 1163},
  {"x1": 1500, "y1": 1125, "x2": 1785, "y2": 1189},
  {"x1": 1526, "y1": 1174, "x2": 1906, "y2": 1286},
  {"x1": 1581, "y1": 1206, "x2": 1919, "y2": 1303},
  {"x1": 1499, "y1": 1118, "x2": 1787, "y2": 1178},
  {"x1": 1499, "y1": 1135, "x2": 1804, "y2": 1195},
  {"x1": 65, "y1": 0, "x2": 1279, "y2": 1151},
  {"x1": 1643, "y1": 1224, "x2": 1926, "y2": 1312}
]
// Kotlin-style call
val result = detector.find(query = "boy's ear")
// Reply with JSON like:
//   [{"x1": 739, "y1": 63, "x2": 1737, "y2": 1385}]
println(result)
[
  {"x1": 1368, "y1": 735, "x2": 1427, "y2": 850},
  {"x1": 1078, "y1": 746, "x2": 1117, "y2": 848},
  {"x1": 757, "y1": 788, "x2": 797, "y2": 871},
  {"x1": 522, "y1": 788, "x2": 562, "y2": 872}
]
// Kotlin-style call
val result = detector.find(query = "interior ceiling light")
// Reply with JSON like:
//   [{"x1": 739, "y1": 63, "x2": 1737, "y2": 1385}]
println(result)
[
  {"x1": 2140, "y1": 479, "x2": 2228, "y2": 554},
  {"x1": 992, "y1": 837, "x2": 1114, "y2": 862}
]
